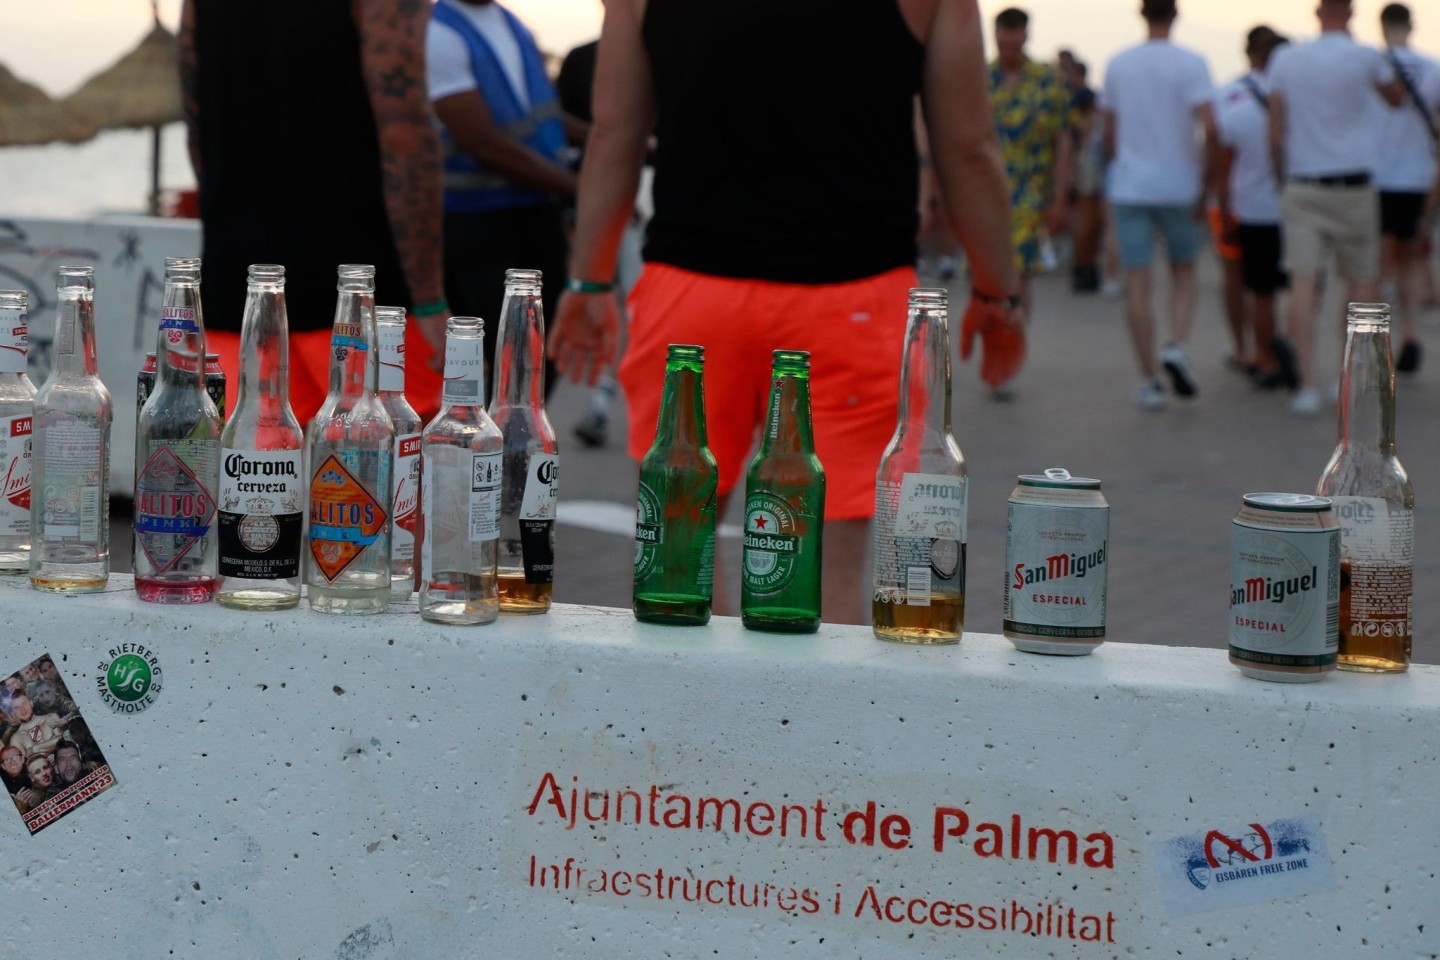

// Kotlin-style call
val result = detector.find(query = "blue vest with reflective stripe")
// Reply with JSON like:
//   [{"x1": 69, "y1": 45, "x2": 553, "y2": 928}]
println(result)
[{"x1": 432, "y1": 1, "x2": 567, "y2": 213}]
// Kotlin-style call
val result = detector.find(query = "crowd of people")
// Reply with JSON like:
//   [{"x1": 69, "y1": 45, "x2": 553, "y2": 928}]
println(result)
[{"x1": 0, "y1": 656, "x2": 105, "y2": 818}]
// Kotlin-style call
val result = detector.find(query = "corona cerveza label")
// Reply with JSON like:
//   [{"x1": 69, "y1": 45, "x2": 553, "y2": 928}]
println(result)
[{"x1": 741, "y1": 491, "x2": 805, "y2": 597}]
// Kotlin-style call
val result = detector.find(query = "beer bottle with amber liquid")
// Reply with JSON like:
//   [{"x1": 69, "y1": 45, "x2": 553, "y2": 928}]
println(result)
[
  {"x1": 491, "y1": 269, "x2": 558, "y2": 613},
  {"x1": 376, "y1": 306, "x2": 422, "y2": 600},
  {"x1": 1316, "y1": 302, "x2": 1413, "y2": 672},
  {"x1": 741, "y1": 350, "x2": 825, "y2": 632},
  {"x1": 0, "y1": 290, "x2": 36, "y2": 575},
  {"x1": 633, "y1": 344, "x2": 718, "y2": 625},
  {"x1": 872, "y1": 288, "x2": 967, "y2": 643}
]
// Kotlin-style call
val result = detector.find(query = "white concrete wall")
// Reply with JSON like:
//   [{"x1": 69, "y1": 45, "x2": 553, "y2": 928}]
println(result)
[{"x1": 1, "y1": 575, "x2": 1435, "y2": 959}]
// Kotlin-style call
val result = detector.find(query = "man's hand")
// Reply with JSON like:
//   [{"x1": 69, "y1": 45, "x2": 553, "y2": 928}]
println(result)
[
  {"x1": 548, "y1": 290, "x2": 619, "y2": 386},
  {"x1": 959, "y1": 297, "x2": 1027, "y2": 389}
]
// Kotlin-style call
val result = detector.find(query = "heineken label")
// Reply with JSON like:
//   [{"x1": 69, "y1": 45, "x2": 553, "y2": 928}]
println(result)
[
  {"x1": 633, "y1": 481, "x2": 663, "y2": 582},
  {"x1": 0, "y1": 309, "x2": 27, "y2": 373},
  {"x1": 218, "y1": 449, "x2": 303, "y2": 580},
  {"x1": 134, "y1": 440, "x2": 218, "y2": 574},
  {"x1": 392, "y1": 434, "x2": 421, "y2": 567},
  {"x1": 0, "y1": 415, "x2": 31, "y2": 537},
  {"x1": 742, "y1": 491, "x2": 808, "y2": 596}
]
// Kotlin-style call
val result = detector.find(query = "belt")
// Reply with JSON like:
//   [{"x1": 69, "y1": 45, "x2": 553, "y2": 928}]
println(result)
[{"x1": 1290, "y1": 173, "x2": 1371, "y2": 187}]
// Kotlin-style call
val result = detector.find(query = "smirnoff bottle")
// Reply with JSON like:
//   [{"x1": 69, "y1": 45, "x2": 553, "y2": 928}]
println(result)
[
  {"x1": 30, "y1": 266, "x2": 111, "y2": 592},
  {"x1": 377, "y1": 306, "x2": 422, "y2": 600},
  {"x1": 633, "y1": 344, "x2": 717, "y2": 625},
  {"x1": 872, "y1": 288, "x2": 967, "y2": 643},
  {"x1": 491, "y1": 268, "x2": 558, "y2": 613},
  {"x1": 420, "y1": 316, "x2": 503, "y2": 624},
  {"x1": 0, "y1": 290, "x2": 36, "y2": 574},
  {"x1": 306, "y1": 264, "x2": 394, "y2": 614},
  {"x1": 217, "y1": 265, "x2": 304, "y2": 609},
  {"x1": 741, "y1": 350, "x2": 825, "y2": 633},
  {"x1": 1316, "y1": 302, "x2": 1414, "y2": 672}
]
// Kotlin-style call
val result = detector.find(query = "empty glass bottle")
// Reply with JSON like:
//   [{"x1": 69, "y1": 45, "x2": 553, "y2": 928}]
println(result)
[
  {"x1": 30, "y1": 266, "x2": 111, "y2": 592},
  {"x1": 305, "y1": 264, "x2": 394, "y2": 614},
  {"x1": 420, "y1": 316, "x2": 503, "y2": 624},
  {"x1": 217, "y1": 265, "x2": 304, "y2": 610},
  {"x1": 633, "y1": 344, "x2": 717, "y2": 625},
  {"x1": 872, "y1": 289, "x2": 968, "y2": 643},
  {"x1": 491, "y1": 268, "x2": 558, "y2": 614},
  {"x1": 0, "y1": 290, "x2": 36, "y2": 575},
  {"x1": 741, "y1": 349, "x2": 825, "y2": 632},
  {"x1": 377, "y1": 305, "x2": 422, "y2": 600},
  {"x1": 1316, "y1": 302, "x2": 1413, "y2": 673}
]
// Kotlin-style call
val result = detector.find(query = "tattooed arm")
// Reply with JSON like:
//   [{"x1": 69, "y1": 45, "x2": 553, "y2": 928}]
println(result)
[
  {"x1": 179, "y1": 0, "x2": 200, "y2": 179},
  {"x1": 356, "y1": 0, "x2": 447, "y2": 355}
]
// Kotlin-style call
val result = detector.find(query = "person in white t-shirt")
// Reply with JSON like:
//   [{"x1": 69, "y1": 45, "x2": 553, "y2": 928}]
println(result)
[
  {"x1": 1102, "y1": 0, "x2": 1215, "y2": 411},
  {"x1": 1377, "y1": 3, "x2": 1440, "y2": 374},
  {"x1": 1267, "y1": 0, "x2": 1404, "y2": 415},
  {"x1": 1215, "y1": 26, "x2": 1290, "y2": 390}
]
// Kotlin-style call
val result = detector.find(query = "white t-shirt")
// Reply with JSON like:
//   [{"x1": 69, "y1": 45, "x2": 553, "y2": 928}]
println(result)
[
  {"x1": 1215, "y1": 72, "x2": 1281, "y2": 225},
  {"x1": 1267, "y1": 31, "x2": 1395, "y2": 179},
  {"x1": 1376, "y1": 47, "x2": 1440, "y2": 193},
  {"x1": 1102, "y1": 40, "x2": 1214, "y2": 205},
  {"x1": 427, "y1": 1, "x2": 529, "y2": 109}
]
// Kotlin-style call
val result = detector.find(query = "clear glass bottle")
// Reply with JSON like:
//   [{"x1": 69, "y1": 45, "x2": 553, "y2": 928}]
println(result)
[
  {"x1": 633, "y1": 344, "x2": 717, "y2": 625},
  {"x1": 0, "y1": 290, "x2": 37, "y2": 574},
  {"x1": 133, "y1": 257, "x2": 222, "y2": 603},
  {"x1": 305, "y1": 264, "x2": 395, "y2": 614},
  {"x1": 741, "y1": 349, "x2": 826, "y2": 633},
  {"x1": 491, "y1": 268, "x2": 558, "y2": 614},
  {"x1": 377, "y1": 305, "x2": 422, "y2": 600},
  {"x1": 420, "y1": 316, "x2": 503, "y2": 624},
  {"x1": 1316, "y1": 302, "x2": 1413, "y2": 673},
  {"x1": 872, "y1": 288, "x2": 968, "y2": 643},
  {"x1": 30, "y1": 266, "x2": 111, "y2": 592},
  {"x1": 217, "y1": 265, "x2": 304, "y2": 609}
]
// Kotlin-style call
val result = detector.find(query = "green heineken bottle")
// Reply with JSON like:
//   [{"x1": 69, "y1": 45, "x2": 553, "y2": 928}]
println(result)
[
  {"x1": 633, "y1": 344, "x2": 718, "y2": 625},
  {"x1": 741, "y1": 349, "x2": 825, "y2": 633}
]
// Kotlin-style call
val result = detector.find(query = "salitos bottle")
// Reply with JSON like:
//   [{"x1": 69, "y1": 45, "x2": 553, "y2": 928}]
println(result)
[
  {"x1": 133, "y1": 257, "x2": 222, "y2": 603},
  {"x1": 377, "y1": 305, "x2": 422, "y2": 600},
  {"x1": 305, "y1": 264, "x2": 395, "y2": 614},
  {"x1": 491, "y1": 268, "x2": 558, "y2": 613},
  {"x1": 633, "y1": 344, "x2": 717, "y2": 625},
  {"x1": 0, "y1": 290, "x2": 36, "y2": 575},
  {"x1": 872, "y1": 288, "x2": 967, "y2": 643},
  {"x1": 741, "y1": 349, "x2": 825, "y2": 632},
  {"x1": 420, "y1": 316, "x2": 503, "y2": 624},
  {"x1": 217, "y1": 264, "x2": 304, "y2": 609},
  {"x1": 30, "y1": 266, "x2": 111, "y2": 592},
  {"x1": 1316, "y1": 302, "x2": 1414, "y2": 672}
]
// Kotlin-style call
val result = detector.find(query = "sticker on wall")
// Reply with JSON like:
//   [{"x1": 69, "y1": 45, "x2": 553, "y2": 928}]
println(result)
[
  {"x1": 1150, "y1": 816, "x2": 1334, "y2": 916},
  {"x1": 96, "y1": 642, "x2": 163, "y2": 714},
  {"x1": 1, "y1": 653, "x2": 117, "y2": 834}
]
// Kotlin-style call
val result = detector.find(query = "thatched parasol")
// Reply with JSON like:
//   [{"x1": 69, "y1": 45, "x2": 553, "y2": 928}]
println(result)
[{"x1": 0, "y1": 63, "x2": 99, "y2": 147}]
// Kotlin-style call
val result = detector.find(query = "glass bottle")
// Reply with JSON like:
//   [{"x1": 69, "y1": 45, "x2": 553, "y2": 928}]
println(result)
[
  {"x1": 0, "y1": 290, "x2": 36, "y2": 574},
  {"x1": 1316, "y1": 302, "x2": 1413, "y2": 672},
  {"x1": 30, "y1": 266, "x2": 111, "y2": 592},
  {"x1": 376, "y1": 306, "x2": 422, "y2": 600},
  {"x1": 741, "y1": 349, "x2": 825, "y2": 633},
  {"x1": 420, "y1": 316, "x2": 503, "y2": 624},
  {"x1": 491, "y1": 268, "x2": 558, "y2": 614},
  {"x1": 217, "y1": 265, "x2": 304, "y2": 609},
  {"x1": 133, "y1": 257, "x2": 222, "y2": 603},
  {"x1": 305, "y1": 264, "x2": 395, "y2": 614},
  {"x1": 633, "y1": 343, "x2": 717, "y2": 625},
  {"x1": 872, "y1": 288, "x2": 968, "y2": 643}
]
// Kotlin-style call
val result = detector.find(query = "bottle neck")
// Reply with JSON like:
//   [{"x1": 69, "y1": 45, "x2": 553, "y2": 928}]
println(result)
[
  {"x1": 156, "y1": 282, "x2": 207, "y2": 386},
  {"x1": 896, "y1": 306, "x2": 952, "y2": 437},
  {"x1": 330, "y1": 290, "x2": 378, "y2": 399},
  {"x1": 441, "y1": 333, "x2": 486, "y2": 410},
  {"x1": 53, "y1": 287, "x2": 99, "y2": 378},
  {"x1": 492, "y1": 286, "x2": 544, "y2": 409},
  {"x1": 0, "y1": 305, "x2": 27, "y2": 377},
  {"x1": 237, "y1": 284, "x2": 292, "y2": 411},
  {"x1": 653, "y1": 364, "x2": 707, "y2": 450},
  {"x1": 759, "y1": 372, "x2": 815, "y2": 454},
  {"x1": 1336, "y1": 321, "x2": 1395, "y2": 455}
]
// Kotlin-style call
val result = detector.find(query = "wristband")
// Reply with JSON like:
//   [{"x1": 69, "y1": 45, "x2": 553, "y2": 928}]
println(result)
[
  {"x1": 972, "y1": 289, "x2": 1022, "y2": 310},
  {"x1": 565, "y1": 277, "x2": 616, "y2": 294},
  {"x1": 412, "y1": 299, "x2": 449, "y2": 318}
]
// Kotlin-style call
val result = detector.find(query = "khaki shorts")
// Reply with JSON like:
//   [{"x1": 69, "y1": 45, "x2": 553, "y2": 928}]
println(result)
[{"x1": 1280, "y1": 181, "x2": 1379, "y2": 282}]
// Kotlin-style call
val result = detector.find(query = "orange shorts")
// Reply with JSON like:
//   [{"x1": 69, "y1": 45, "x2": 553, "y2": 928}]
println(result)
[
  {"x1": 207, "y1": 315, "x2": 444, "y2": 427},
  {"x1": 619, "y1": 263, "x2": 914, "y2": 521},
  {"x1": 1208, "y1": 205, "x2": 1241, "y2": 261}
]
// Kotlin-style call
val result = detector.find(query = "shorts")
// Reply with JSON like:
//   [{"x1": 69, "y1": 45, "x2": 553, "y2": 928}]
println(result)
[
  {"x1": 1236, "y1": 223, "x2": 1288, "y2": 295},
  {"x1": 619, "y1": 263, "x2": 913, "y2": 521},
  {"x1": 1380, "y1": 191, "x2": 1427, "y2": 242},
  {"x1": 1112, "y1": 203, "x2": 1203, "y2": 269},
  {"x1": 1280, "y1": 181, "x2": 1379, "y2": 282},
  {"x1": 1207, "y1": 205, "x2": 1241, "y2": 261}
]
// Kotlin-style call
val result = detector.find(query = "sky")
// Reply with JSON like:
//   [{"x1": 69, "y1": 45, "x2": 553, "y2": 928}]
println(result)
[{"x1": 3, "y1": 0, "x2": 1439, "y2": 98}]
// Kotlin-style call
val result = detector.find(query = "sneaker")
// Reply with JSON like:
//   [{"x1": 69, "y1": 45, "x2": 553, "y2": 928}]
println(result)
[
  {"x1": 1290, "y1": 387, "x2": 1323, "y2": 417},
  {"x1": 1270, "y1": 337, "x2": 1299, "y2": 391},
  {"x1": 1161, "y1": 344, "x2": 1198, "y2": 398},
  {"x1": 572, "y1": 411, "x2": 609, "y2": 448},
  {"x1": 1397, "y1": 340, "x2": 1421, "y2": 374},
  {"x1": 1134, "y1": 380, "x2": 1167, "y2": 411}
]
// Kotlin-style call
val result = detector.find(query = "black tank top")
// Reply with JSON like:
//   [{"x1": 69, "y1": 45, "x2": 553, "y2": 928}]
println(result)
[
  {"x1": 193, "y1": 0, "x2": 409, "y2": 332},
  {"x1": 641, "y1": 0, "x2": 924, "y2": 284}
]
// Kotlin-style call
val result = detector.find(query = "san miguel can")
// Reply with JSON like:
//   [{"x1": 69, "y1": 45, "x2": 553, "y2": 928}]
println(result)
[
  {"x1": 1229, "y1": 493, "x2": 1340, "y2": 682},
  {"x1": 1003, "y1": 468, "x2": 1109, "y2": 655},
  {"x1": 137, "y1": 352, "x2": 227, "y2": 418}
]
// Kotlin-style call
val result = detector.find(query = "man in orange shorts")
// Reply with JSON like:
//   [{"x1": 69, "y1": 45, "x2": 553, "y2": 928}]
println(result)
[{"x1": 549, "y1": 0, "x2": 1021, "y2": 625}]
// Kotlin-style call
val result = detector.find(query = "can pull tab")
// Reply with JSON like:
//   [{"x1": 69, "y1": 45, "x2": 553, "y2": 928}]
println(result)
[{"x1": 1044, "y1": 468, "x2": 1072, "y2": 482}]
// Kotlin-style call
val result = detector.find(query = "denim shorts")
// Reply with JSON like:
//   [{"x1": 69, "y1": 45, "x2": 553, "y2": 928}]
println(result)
[{"x1": 1112, "y1": 203, "x2": 1203, "y2": 269}]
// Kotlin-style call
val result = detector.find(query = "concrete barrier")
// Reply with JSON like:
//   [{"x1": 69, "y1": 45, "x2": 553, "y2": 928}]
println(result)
[{"x1": 0, "y1": 575, "x2": 1435, "y2": 958}]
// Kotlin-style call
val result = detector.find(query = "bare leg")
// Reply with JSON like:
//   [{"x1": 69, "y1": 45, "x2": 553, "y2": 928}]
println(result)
[
  {"x1": 1125, "y1": 267, "x2": 1157, "y2": 379},
  {"x1": 1251, "y1": 293, "x2": 1278, "y2": 374},
  {"x1": 1168, "y1": 260, "x2": 1198, "y2": 346},
  {"x1": 822, "y1": 519, "x2": 870, "y2": 626},
  {"x1": 1220, "y1": 257, "x2": 1247, "y2": 364},
  {"x1": 1286, "y1": 270, "x2": 1321, "y2": 390},
  {"x1": 1395, "y1": 237, "x2": 1426, "y2": 349}
]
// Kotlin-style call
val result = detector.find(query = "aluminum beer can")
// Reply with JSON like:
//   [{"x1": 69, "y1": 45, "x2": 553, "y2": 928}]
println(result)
[
  {"x1": 1229, "y1": 493, "x2": 1340, "y2": 682},
  {"x1": 138, "y1": 352, "x2": 227, "y2": 418},
  {"x1": 1003, "y1": 467, "x2": 1109, "y2": 655}
]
